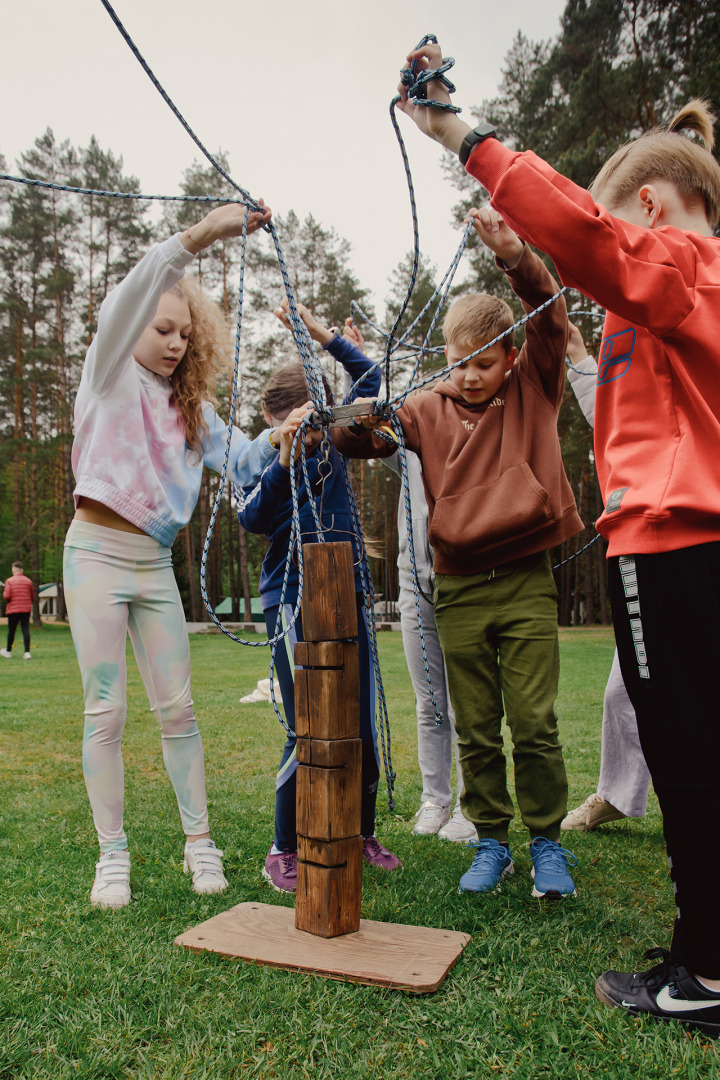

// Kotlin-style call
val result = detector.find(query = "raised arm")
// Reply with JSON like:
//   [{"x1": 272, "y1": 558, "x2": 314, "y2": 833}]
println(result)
[
  {"x1": 395, "y1": 37, "x2": 695, "y2": 335},
  {"x1": 466, "y1": 207, "x2": 567, "y2": 404},
  {"x1": 85, "y1": 203, "x2": 272, "y2": 398},
  {"x1": 566, "y1": 322, "x2": 598, "y2": 428}
]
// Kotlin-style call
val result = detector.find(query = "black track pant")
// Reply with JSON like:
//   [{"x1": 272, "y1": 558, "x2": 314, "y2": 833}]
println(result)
[
  {"x1": 6, "y1": 612, "x2": 30, "y2": 653},
  {"x1": 609, "y1": 541, "x2": 720, "y2": 976}
]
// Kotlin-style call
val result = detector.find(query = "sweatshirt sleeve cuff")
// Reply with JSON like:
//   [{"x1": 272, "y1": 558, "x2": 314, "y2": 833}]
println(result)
[
  {"x1": 167, "y1": 233, "x2": 198, "y2": 272},
  {"x1": 465, "y1": 139, "x2": 520, "y2": 194}
]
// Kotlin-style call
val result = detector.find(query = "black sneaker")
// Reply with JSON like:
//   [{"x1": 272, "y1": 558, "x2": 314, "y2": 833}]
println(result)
[{"x1": 596, "y1": 947, "x2": 720, "y2": 1039}]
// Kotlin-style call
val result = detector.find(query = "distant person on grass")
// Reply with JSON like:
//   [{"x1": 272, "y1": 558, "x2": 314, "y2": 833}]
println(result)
[
  {"x1": 1, "y1": 562, "x2": 33, "y2": 659},
  {"x1": 64, "y1": 201, "x2": 276, "y2": 910},
  {"x1": 334, "y1": 209, "x2": 584, "y2": 901},
  {"x1": 237, "y1": 302, "x2": 401, "y2": 894},
  {"x1": 397, "y1": 35, "x2": 720, "y2": 1037}
]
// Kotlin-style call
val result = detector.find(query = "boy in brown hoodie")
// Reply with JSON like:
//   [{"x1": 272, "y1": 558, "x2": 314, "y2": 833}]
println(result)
[{"x1": 334, "y1": 208, "x2": 583, "y2": 898}]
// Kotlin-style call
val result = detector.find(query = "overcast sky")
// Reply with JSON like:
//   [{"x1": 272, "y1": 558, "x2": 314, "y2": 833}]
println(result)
[{"x1": 3, "y1": 0, "x2": 566, "y2": 314}]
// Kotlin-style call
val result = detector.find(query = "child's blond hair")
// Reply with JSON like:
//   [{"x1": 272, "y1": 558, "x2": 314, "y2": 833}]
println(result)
[
  {"x1": 168, "y1": 276, "x2": 232, "y2": 453},
  {"x1": 443, "y1": 293, "x2": 515, "y2": 354},
  {"x1": 590, "y1": 100, "x2": 720, "y2": 227}
]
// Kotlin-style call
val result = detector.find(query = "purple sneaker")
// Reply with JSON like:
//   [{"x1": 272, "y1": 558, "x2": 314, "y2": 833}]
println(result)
[
  {"x1": 262, "y1": 848, "x2": 298, "y2": 893},
  {"x1": 362, "y1": 836, "x2": 402, "y2": 870}
]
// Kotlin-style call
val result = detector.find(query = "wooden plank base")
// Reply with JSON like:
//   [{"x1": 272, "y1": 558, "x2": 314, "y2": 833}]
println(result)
[{"x1": 175, "y1": 902, "x2": 470, "y2": 994}]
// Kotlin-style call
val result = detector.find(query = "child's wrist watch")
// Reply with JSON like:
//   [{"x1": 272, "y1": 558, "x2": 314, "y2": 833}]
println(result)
[{"x1": 458, "y1": 123, "x2": 497, "y2": 166}]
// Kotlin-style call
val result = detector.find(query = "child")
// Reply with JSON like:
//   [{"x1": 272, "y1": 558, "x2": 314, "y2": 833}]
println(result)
[
  {"x1": 335, "y1": 210, "x2": 583, "y2": 899},
  {"x1": 398, "y1": 38, "x2": 720, "y2": 1036},
  {"x1": 561, "y1": 324, "x2": 650, "y2": 832},
  {"x1": 343, "y1": 322, "x2": 474, "y2": 842},
  {"x1": 238, "y1": 302, "x2": 401, "y2": 892},
  {"x1": 1, "y1": 562, "x2": 34, "y2": 659},
  {"x1": 64, "y1": 201, "x2": 276, "y2": 910},
  {"x1": 383, "y1": 444, "x2": 476, "y2": 842}
]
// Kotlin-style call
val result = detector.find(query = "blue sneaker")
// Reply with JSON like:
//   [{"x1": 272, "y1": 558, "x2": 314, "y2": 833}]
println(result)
[
  {"x1": 530, "y1": 836, "x2": 577, "y2": 899},
  {"x1": 458, "y1": 839, "x2": 514, "y2": 894}
]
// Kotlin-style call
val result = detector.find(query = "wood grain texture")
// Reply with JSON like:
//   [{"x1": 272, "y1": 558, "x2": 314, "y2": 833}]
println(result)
[
  {"x1": 296, "y1": 737, "x2": 362, "y2": 768},
  {"x1": 294, "y1": 641, "x2": 344, "y2": 668},
  {"x1": 175, "y1": 903, "x2": 471, "y2": 993},
  {"x1": 296, "y1": 740, "x2": 362, "y2": 841},
  {"x1": 295, "y1": 836, "x2": 362, "y2": 937},
  {"x1": 294, "y1": 646, "x2": 360, "y2": 740},
  {"x1": 300, "y1": 542, "x2": 358, "y2": 641}
]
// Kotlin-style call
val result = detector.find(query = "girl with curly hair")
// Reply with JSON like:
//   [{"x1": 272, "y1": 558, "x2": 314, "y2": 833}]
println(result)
[{"x1": 64, "y1": 202, "x2": 274, "y2": 910}]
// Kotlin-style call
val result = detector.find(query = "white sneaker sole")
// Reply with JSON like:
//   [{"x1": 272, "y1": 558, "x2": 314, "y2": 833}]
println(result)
[
  {"x1": 91, "y1": 890, "x2": 131, "y2": 910},
  {"x1": 261, "y1": 865, "x2": 296, "y2": 894},
  {"x1": 530, "y1": 867, "x2": 577, "y2": 899}
]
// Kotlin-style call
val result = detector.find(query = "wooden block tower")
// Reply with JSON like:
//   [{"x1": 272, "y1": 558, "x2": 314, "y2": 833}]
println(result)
[{"x1": 293, "y1": 541, "x2": 363, "y2": 938}]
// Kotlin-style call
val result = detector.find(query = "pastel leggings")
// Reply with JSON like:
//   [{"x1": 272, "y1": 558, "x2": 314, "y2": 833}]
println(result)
[{"x1": 63, "y1": 520, "x2": 209, "y2": 853}]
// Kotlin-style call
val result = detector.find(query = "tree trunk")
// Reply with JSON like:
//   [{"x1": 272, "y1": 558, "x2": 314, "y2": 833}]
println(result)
[
  {"x1": 184, "y1": 524, "x2": 199, "y2": 623},
  {"x1": 595, "y1": 474, "x2": 610, "y2": 625},
  {"x1": 239, "y1": 524, "x2": 252, "y2": 622}
]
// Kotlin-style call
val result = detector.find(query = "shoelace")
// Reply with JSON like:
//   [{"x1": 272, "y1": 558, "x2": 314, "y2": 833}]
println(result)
[
  {"x1": 364, "y1": 838, "x2": 385, "y2": 857},
  {"x1": 469, "y1": 840, "x2": 509, "y2": 869},
  {"x1": 280, "y1": 852, "x2": 297, "y2": 876},
  {"x1": 637, "y1": 947, "x2": 674, "y2": 985},
  {"x1": 532, "y1": 839, "x2": 578, "y2": 871}
]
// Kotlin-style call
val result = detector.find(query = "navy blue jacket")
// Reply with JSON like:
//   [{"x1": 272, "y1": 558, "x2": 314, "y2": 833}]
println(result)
[{"x1": 238, "y1": 336, "x2": 381, "y2": 610}]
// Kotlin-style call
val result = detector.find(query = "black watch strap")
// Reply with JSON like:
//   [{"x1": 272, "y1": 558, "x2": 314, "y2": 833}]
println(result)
[{"x1": 459, "y1": 123, "x2": 497, "y2": 166}]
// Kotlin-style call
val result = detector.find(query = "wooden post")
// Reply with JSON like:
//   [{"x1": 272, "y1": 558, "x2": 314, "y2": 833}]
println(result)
[
  {"x1": 294, "y1": 542, "x2": 363, "y2": 938},
  {"x1": 175, "y1": 540, "x2": 471, "y2": 991}
]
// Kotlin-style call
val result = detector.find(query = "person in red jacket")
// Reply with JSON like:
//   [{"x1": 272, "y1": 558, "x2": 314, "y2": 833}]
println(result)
[
  {"x1": 2, "y1": 562, "x2": 33, "y2": 659},
  {"x1": 394, "y1": 39, "x2": 720, "y2": 1038}
]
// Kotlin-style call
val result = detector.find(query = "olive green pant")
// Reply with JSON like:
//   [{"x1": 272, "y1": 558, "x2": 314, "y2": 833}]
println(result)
[{"x1": 434, "y1": 553, "x2": 567, "y2": 842}]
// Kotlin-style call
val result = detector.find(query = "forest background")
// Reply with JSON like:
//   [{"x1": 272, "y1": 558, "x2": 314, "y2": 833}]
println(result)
[{"x1": 1, "y1": 0, "x2": 718, "y2": 626}]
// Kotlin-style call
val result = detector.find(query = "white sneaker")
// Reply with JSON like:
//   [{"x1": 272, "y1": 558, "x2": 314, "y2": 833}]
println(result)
[
  {"x1": 23, "y1": 652, "x2": 31, "y2": 659},
  {"x1": 90, "y1": 850, "x2": 131, "y2": 909},
  {"x1": 438, "y1": 808, "x2": 479, "y2": 843},
  {"x1": 183, "y1": 839, "x2": 228, "y2": 895},
  {"x1": 412, "y1": 801, "x2": 451, "y2": 835},
  {"x1": 561, "y1": 792, "x2": 627, "y2": 831},
  {"x1": 0, "y1": 649, "x2": 11, "y2": 658}
]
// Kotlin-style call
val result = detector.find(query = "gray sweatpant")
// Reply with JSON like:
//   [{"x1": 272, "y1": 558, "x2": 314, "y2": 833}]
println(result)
[
  {"x1": 398, "y1": 585, "x2": 463, "y2": 809},
  {"x1": 597, "y1": 650, "x2": 651, "y2": 818}
]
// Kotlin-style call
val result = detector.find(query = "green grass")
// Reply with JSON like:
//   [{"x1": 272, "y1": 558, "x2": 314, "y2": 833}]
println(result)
[{"x1": 1, "y1": 624, "x2": 717, "y2": 1078}]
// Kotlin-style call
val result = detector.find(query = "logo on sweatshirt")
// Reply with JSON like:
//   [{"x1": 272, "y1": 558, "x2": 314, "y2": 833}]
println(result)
[
  {"x1": 605, "y1": 487, "x2": 628, "y2": 513},
  {"x1": 462, "y1": 420, "x2": 475, "y2": 431},
  {"x1": 598, "y1": 328, "x2": 635, "y2": 386}
]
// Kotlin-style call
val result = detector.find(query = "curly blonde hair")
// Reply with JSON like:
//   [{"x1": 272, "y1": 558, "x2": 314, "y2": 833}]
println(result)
[{"x1": 167, "y1": 276, "x2": 233, "y2": 453}]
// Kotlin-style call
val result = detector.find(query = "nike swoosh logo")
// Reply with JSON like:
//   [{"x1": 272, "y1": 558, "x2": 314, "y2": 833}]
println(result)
[{"x1": 655, "y1": 986, "x2": 719, "y2": 1013}]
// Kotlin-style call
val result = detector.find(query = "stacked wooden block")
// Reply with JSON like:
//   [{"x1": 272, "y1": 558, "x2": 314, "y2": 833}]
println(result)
[{"x1": 294, "y1": 542, "x2": 363, "y2": 938}]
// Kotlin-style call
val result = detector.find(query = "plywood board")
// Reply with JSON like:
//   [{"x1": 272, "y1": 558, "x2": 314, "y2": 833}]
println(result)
[{"x1": 175, "y1": 902, "x2": 470, "y2": 994}]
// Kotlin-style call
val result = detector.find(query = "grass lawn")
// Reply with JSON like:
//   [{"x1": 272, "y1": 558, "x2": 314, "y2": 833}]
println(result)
[{"x1": 1, "y1": 623, "x2": 717, "y2": 1078}]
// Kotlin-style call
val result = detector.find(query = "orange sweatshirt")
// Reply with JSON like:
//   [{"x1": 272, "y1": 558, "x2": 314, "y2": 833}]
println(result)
[
  {"x1": 334, "y1": 245, "x2": 582, "y2": 575},
  {"x1": 465, "y1": 139, "x2": 720, "y2": 557}
]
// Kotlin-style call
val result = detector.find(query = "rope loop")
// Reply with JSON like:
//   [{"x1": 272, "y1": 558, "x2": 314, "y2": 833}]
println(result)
[{"x1": 397, "y1": 34, "x2": 462, "y2": 114}]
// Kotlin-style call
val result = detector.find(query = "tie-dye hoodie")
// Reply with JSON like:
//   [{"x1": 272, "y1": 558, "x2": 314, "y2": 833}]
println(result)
[{"x1": 72, "y1": 234, "x2": 277, "y2": 547}]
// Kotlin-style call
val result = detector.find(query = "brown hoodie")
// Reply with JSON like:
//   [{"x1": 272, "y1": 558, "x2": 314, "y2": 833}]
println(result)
[{"x1": 334, "y1": 245, "x2": 583, "y2": 575}]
